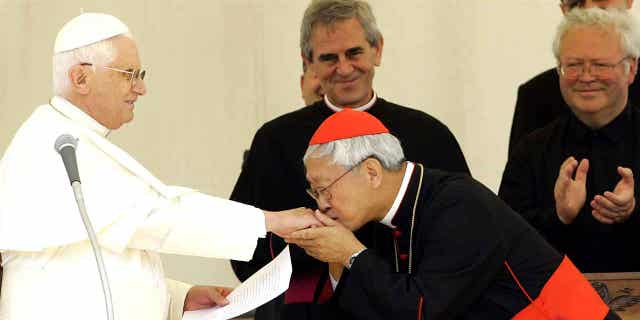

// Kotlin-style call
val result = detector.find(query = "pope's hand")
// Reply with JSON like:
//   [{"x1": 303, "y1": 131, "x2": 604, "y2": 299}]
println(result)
[
  {"x1": 264, "y1": 207, "x2": 322, "y2": 237},
  {"x1": 183, "y1": 286, "x2": 232, "y2": 313}
]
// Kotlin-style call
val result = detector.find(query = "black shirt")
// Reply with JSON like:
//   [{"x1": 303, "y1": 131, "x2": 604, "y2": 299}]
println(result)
[{"x1": 499, "y1": 106, "x2": 640, "y2": 272}]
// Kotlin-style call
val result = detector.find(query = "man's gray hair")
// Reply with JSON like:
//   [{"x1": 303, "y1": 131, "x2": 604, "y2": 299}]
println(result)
[
  {"x1": 303, "y1": 133, "x2": 405, "y2": 171},
  {"x1": 561, "y1": 0, "x2": 585, "y2": 10},
  {"x1": 553, "y1": 8, "x2": 640, "y2": 63},
  {"x1": 52, "y1": 33, "x2": 132, "y2": 96},
  {"x1": 300, "y1": 0, "x2": 381, "y2": 61}
]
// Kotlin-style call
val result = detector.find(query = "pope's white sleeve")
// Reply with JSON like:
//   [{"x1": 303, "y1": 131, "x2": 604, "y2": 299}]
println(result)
[
  {"x1": 126, "y1": 190, "x2": 266, "y2": 261},
  {"x1": 166, "y1": 278, "x2": 193, "y2": 320}
]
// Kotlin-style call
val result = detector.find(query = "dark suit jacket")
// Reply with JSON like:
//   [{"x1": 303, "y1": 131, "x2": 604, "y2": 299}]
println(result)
[{"x1": 508, "y1": 67, "x2": 640, "y2": 156}]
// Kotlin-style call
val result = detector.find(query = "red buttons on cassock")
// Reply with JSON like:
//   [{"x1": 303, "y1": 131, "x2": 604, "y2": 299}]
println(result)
[{"x1": 393, "y1": 230, "x2": 402, "y2": 238}]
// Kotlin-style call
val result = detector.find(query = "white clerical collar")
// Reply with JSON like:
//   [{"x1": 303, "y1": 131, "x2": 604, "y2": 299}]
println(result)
[
  {"x1": 49, "y1": 96, "x2": 111, "y2": 137},
  {"x1": 380, "y1": 161, "x2": 415, "y2": 228},
  {"x1": 324, "y1": 91, "x2": 377, "y2": 112}
]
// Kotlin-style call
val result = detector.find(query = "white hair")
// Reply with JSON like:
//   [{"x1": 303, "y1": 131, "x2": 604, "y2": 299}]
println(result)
[
  {"x1": 52, "y1": 33, "x2": 132, "y2": 96},
  {"x1": 303, "y1": 133, "x2": 405, "y2": 171},
  {"x1": 553, "y1": 8, "x2": 640, "y2": 66}
]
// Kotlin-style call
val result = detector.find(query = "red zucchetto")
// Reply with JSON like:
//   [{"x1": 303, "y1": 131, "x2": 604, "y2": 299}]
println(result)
[{"x1": 309, "y1": 109, "x2": 389, "y2": 145}]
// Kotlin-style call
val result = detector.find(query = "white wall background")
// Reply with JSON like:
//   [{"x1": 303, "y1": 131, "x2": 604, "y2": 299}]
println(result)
[{"x1": 2, "y1": 0, "x2": 637, "y2": 286}]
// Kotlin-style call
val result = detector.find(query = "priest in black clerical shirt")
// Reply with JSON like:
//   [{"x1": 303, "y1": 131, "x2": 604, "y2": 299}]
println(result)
[{"x1": 500, "y1": 7, "x2": 640, "y2": 273}]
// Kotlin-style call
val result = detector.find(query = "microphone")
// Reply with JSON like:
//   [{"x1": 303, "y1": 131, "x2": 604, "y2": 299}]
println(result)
[
  {"x1": 53, "y1": 134, "x2": 114, "y2": 320},
  {"x1": 54, "y1": 134, "x2": 80, "y2": 184}
]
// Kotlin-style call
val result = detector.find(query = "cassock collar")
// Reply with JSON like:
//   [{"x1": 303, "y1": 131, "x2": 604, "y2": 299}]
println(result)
[
  {"x1": 323, "y1": 91, "x2": 377, "y2": 112},
  {"x1": 390, "y1": 163, "x2": 427, "y2": 232},
  {"x1": 49, "y1": 96, "x2": 111, "y2": 137},
  {"x1": 380, "y1": 161, "x2": 415, "y2": 228}
]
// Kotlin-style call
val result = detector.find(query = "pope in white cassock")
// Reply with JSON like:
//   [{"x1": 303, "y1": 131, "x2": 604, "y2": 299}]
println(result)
[{"x1": 0, "y1": 13, "x2": 320, "y2": 320}]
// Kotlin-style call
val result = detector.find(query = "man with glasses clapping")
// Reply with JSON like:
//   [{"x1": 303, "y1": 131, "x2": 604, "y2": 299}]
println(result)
[{"x1": 500, "y1": 7, "x2": 640, "y2": 273}]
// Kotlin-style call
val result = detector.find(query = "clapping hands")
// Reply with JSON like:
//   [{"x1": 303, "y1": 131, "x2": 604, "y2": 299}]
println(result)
[{"x1": 554, "y1": 156, "x2": 635, "y2": 225}]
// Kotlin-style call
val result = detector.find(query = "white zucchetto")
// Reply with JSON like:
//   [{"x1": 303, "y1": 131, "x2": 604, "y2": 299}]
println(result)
[{"x1": 53, "y1": 12, "x2": 129, "y2": 54}]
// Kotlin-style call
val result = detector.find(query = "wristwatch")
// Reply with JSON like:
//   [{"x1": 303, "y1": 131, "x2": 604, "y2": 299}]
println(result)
[{"x1": 346, "y1": 249, "x2": 366, "y2": 270}]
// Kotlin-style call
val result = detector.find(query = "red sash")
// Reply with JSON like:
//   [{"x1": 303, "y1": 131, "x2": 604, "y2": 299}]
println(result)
[{"x1": 510, "y1": 256, "x2": 609, "y2": 319}]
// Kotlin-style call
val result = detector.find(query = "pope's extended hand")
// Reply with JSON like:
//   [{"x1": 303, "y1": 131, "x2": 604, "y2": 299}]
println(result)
[
  {"x1": 264, "y1": 207, "x2": 322, "y2": 237},
  {"x1": 183, "y1": 286, "x2": 232, "y2": 313}
]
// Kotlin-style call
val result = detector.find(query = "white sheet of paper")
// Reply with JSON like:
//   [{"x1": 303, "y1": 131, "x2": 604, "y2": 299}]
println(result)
[{"x1": 183, "y1": 246, "x2": 292, "y2": 320}]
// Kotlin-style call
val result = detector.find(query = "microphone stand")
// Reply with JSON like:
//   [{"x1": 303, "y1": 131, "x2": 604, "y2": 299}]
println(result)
[
  {"x1": 71, "y1": 180, "x2": 114, "y2": 320},
  {"x1": 57, "y1": 133, "x2": 114, "y2": 320}
]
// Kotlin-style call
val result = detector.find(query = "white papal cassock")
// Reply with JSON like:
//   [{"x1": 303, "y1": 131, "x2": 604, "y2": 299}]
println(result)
[{"x1": 0, "y1": 96, "x2": 267, "y2": 320}]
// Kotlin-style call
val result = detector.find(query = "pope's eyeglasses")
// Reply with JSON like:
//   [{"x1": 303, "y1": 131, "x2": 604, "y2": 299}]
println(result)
[{"x1": 80, "y1": 63, "x2": 146, "y2": 88}]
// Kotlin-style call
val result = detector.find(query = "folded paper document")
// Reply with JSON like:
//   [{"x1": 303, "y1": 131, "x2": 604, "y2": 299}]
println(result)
[{"x1": 183, "y1": 246, "x2": 293, "y2": 320}]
